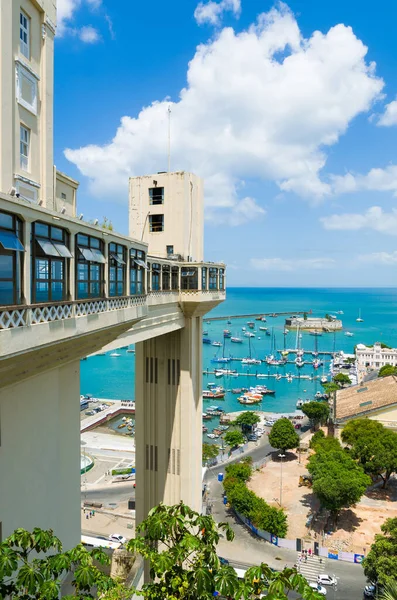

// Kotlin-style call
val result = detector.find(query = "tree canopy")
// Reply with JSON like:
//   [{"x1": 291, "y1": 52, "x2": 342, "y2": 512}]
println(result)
[
  {"x1": 202, "y1": 443, "x2": 219, "y2": 465},
  {"x1": 233, "y1": 411, "x2": 261, "y2": 431},
  {"x1": 269, "y1": 418, "x2": 300, "y2": 453},
  {"x1": 302, "y1": 402, "x2": 329, "y2": 429},
  {"x1": 224, "y1": 430, "x2": 245, "y2": 448},
  {"x1": 342, "y1": 419, "x2": 397, "y2": 488},
  {"x1": 363, "y1": 517, "x2": 397, "y2": 587},
  {"x1": 333, "y1": 373, "x2": 352, "y2": 387},
  {"x1": 308, "y1": 446, "x2": 370, "y2": 518},
  {"x1": 379, "y1": 364, "x2": 397, "y2": 378}
]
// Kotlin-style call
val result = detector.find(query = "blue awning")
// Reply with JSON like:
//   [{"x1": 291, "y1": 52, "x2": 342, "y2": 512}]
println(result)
[{"x1": 0, "y1": 230, "x2": 24, "y2": 251}]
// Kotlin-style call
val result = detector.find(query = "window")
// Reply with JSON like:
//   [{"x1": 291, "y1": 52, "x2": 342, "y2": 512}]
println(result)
[
  {"x1": 181, "y1": 268, "x2": 198, "y2": 290},
  {"x1": 149, "y1": 214, "x2": 164, "y2": 232},
  {"x1": 20, "y1": 11, "x2": 30, "y2": 59},
  {"x1": 16, "y1": 63, "x2": 37, "y2": 114},
  {"x1": 219, "y1": 268, "x2": 225, "y2": 290},
  {"x1": 109, "y1": 242, "x2": 126, "y2": 296},
  {"x1": 76, "y1": 233, "x2": 105, "y2": 299},
  {"x1": 20, "y1": 125, "x2": 30, "y2": 171},
  {"x1": 151, "y1": 263, "x2": 161, "y2": 291},
  {"x1": 61, "y1": 192, "x2": 67, "y2": 200},
  {"x1": 166, "y1": 245, "x2": 174, "y2": 255},
  {"x1": 202, "y1": 267, "x2": 207, "y2": 291},
  {"x1": 0, "y1": 210, "x2": 24, "y2": 305},
  {"x1": 16, "y1": 180, "x2": 38, "y2": 203},
  {"x1": 130, "y1": 248, "x2": 146, "y2": 295},
  {"x1": 149, "y1": 187, "x2": 164, "y2": 205},
  {"x1": 171, "y1": 266, "x2": 179, "y2": 290},
  {"x1": 209, "y1": 268, "x2": 218, "y2": 290},
  {"x1": 32, "y1": 222, "x2": 71, "y2": 303},
  {"x1": 147, "y1": 262, "x2": 151, "y2": 291},
  {"x1": 162, "y1": 264, "x2": 170, "y2": 290}
]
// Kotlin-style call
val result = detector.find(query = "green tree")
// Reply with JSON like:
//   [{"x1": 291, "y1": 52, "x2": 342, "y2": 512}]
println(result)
[
  {"x1": 309, "y1": 430, "x2": 325, "y2": 450},
  {"x1": 342, "y1": 419, "x2": 397, "y2": 488},
  {"x1": 0, "y1": 527, "x2": 126, "y2": 599},
  {"x1": 269, "y1": 418, "x2": 300, "y2": 454},
  {"x1": 224, "y1": 430, "x2": 245, "y2": 448},
  {"x1": 379, "y1": 364, "x2": 397, "y2": 378},
  {"x1": 127, "y1": 502, "x2": 317, "y2": 599},
  {"x1": 321, "y1": 382, "x2": 339, "y2": 394},
  {"x1": 380, "y1": 581, "x2": 397, "y2": 600},
  {"x1": 202, "y1": 443, "x2": 219, "y2": 465},
  {"x1": 363, "y1": 518, "x2": 397, "y2": 587},
  {"x1": 333, "y1": 373, "x2": 352, "y2": 387},
  {"x1": 302, "y1": 402, "x2": 329, "y2": 430},
  {"x1": 308, "y1": 449, "x2": 370, "y2": 520},
  {"x1": 225, "y1": 462, "x2": 252, "y2": 482},
  {"x1": 303, "y1": 312, "x2": 308, "y2": 320},
  {"x1": 233, "y1": 411, "x2": 261, "y2": 432}
]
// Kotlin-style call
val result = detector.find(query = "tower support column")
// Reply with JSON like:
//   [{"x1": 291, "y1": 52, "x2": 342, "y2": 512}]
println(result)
[{"x1": 135, "y1": 315, "x2": 203, "y2": 525}]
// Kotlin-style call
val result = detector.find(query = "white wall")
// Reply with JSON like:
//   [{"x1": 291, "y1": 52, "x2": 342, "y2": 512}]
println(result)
[{"x1": 0, "y1": 360, "x2": 81, "y2": 549}]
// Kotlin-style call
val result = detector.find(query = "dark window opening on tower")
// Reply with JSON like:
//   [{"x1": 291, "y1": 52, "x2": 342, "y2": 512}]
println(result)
[
  {"x1": 149, "y1": 214, "x2": 164, "y2": 232},
  {"x1": 149, "y1": 187, "x2": 164, "y2": 205}
]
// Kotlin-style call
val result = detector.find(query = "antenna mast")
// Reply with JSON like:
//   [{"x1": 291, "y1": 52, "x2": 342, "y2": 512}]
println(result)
[{"x1": 167, "y1": 105, "x2": 171, "y2": 173}]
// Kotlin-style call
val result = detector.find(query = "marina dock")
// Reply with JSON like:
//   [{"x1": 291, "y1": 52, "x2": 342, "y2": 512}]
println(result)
[
  {"x1": 205, "y1": 311, "x2": 309, "y2": 322},
  {"x1": 203, "y1": 370, "x2": 318, "y2": 380}
]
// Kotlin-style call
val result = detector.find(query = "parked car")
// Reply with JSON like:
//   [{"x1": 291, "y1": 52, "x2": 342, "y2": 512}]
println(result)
[
  {"x1": 317, "y1": 575, "x2": 337, "y2": 586},
  {"x1": 109, "y1": 533, "x2": 127, "y2": 544},
  {"x1": 309, "y1": 583, "x2": 327, "y2": 596},
  {"x1": 247, "y1": 434, "x2": 258, "y2": 442}
]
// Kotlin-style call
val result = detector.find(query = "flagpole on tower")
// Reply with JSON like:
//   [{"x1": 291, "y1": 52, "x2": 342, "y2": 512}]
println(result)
[{"x1": 168, "y1": 105, "x2": 171, "y2": 173}]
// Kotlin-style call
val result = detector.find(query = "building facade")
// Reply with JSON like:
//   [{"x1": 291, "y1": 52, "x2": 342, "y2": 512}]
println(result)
[
  {"x1": 0, "y1": 0, "x2": 225, "y2": 550},
  {"x1": 356, "y1": 342, "x2": 397, "y2": 369}
]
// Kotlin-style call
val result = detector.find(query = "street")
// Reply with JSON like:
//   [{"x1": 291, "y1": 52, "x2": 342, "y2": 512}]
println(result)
[{"x1": 81, "y1": 481, "x2": 135, "y2": 504}]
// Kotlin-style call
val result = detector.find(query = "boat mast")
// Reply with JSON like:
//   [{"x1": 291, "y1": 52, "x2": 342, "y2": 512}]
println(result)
[
  {"x1": 223, "y1": 334, "x2": 226, "y2": 359},
  {"x1": 248, "y1": 335, "x2": 252, "y2": 359}
]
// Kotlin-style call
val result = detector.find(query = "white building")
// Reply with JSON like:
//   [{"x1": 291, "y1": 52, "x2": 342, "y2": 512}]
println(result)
[{"x1": 356, "y1": 342, "x2": 397, "y2": 369}]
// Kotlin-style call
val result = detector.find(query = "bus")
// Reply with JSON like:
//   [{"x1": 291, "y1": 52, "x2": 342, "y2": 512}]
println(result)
[{"x1": 81, "y1": 535, "x2": 121, "y2": 550}]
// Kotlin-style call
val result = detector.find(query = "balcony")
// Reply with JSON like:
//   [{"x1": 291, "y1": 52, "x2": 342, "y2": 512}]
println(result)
[{"x1": 0, "y1": 193, "x2": 225, "y2": 360}]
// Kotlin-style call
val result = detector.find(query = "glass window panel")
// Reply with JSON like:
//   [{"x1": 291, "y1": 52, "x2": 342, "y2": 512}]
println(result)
[
  {"x1": 130, "y1": 248, "x2": 137, "y2": 258},
  {"x1": 0, "y1": 281, "x2": 14, "y2": 305},
  {"x1": 0, "y1": 212, "x2": 13, "y2": 230},
  {"x1": 34, "y1": 223, "x2": 49, "y2": 238},
  {"x1": 90, "y1": 264, "x2": 100, "y2": 280},
  {"x1": 21, "y1": 74, "x2": 34, "y2": 106},
  {"x1": 36, "y1": 259, "x2": 49, "y2": 279},
  {"x1": 78, "y1": 263, "x2": 88, "y2": 280},
  {"x1": 36, "y1": 239, "x2": 60, "y2": 257},
  {"x1": 51, "y1": 281, "x2": 63, "y2": 301},
  {"x1": 90, "y1": 237, "x2": 100, "y2": 249},
  {"x1": 117, "y1": 267, "x2": 124, "y2": 280},
  {"x1": 109, "y1": 243, "x2": 116, "y2": 253},
  {"x1": 130, "y1": 270, "x2": 137, "y2": 283},
  {"x1": 0, "y1": 231, "x2": 24, "y2": 251},
  {"x1": 117, "y1": 282, "x2": 124, "y2": 296},
  {"x1": 52, "y1": 242, "x2": 72, "y2": 258},
  {"x1": 36, "y1": 281, "x2": 49, "y2": 302},
  {"x1": 77, "y1": 234, "x2": 89, "y2": 246},
  {"x1": 109, "y1": 266, "x2": 116, "y2": 281},
  {"x1": 0, "y1": 254, "x2": 13, "y2": 279},
  {"x1": 79, "y1": 247, "x2": 95, "y2": 261},
  {"x1": 135, "y1": 258, "x2": 148, "y2": 269},
  {"x1": 51, "y1": 226, "x2": 63, "y2": 241},
  {"x1": 90, "y1": 248, "x2": 105, "y2": 264},
  {"x1": 90, "y1": 282, "x2": 100, "y2": 297},
  {"x1": 130, "y1": 281, "x2": 137, "y2": 295},
  {"x1": 78, "y1": 282, "x2": 88, "y2": 299},
  {"x1": 109, "y1": 282, "x2": 116, "y2": 296},
  {"x1": 51, "y1": 261, "x2": 63, "y2": 280}
]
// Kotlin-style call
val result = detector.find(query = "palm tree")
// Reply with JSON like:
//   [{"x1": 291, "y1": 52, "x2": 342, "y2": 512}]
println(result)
[{"x1": 380, "y1": 582, "x2": 397, "y2": 600}]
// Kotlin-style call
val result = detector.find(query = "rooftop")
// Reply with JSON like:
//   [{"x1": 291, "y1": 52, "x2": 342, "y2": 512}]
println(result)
[{"x1": 335, "y1": 375, "x2": 397, "y2": 422}]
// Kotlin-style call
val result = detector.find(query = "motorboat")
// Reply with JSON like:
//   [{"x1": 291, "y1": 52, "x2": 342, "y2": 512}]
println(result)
[
  {"x1": 110, "y1": 352, "x2": 121, "y2": 357},
  {"x1": 242, "y1": 358, "x2": 261, "y2": 365},
  {"x1": 345, "y1": 331, "x2": 354, "y2": 337},
  {"x1": 276, "y1": 374, "x2": 282, "y2": 381},
  {"x1": 126, "y1": 349, "x2": 135, "y2": 353},
  {"x1": 265, "y1": 331, "x2": 271, "y2": 336},
  {"x1": 203, "y1": 338, "x2": 211, "y2": 344},
  {"x1": 296, "y1": 398, "x2": 303, "y2": 408},
  {"x1": 227, "y1": 319, "x2": 232, "y2": 324},
  {"x1": 203, "y1": 330, "x2": 208, "y2": 335},
  {"x1": 212, "y1": 341, "x2": 222, "y2": 347},
  {"x1": 207, "y1": 433, "x2": 216, "y2": 439},
  {"x1": 223, "y1": 330, "x2": 231, "y2": 338},
  {"x1": 309, "y1": 331, "x2": 322, "y2": 336},
  {"x1": 284, "y1": 329, "x2": 289, "y2": 335},
  {"x1": 313, "y1": 359, "x2": 321, "y2": 369},
  {"x1": 295, "y1": 358, "x2": 304, "y2": 368},
  {"x1": 336, "y1": 310, "x2": 344, "y2": 315},
  {"x1": 238, "y1": 395, "x2": 262, "y2": 405},
  {"x1": 356, "y1": 309, "x2": 364, "y2": 322},
  {"x1": 261, "y1": 317, "x2": 267, "y2": 322},
  {"x1": 247, "y1": 321, "x2": 255, "y2": 329},
  {"x1": 203, "y1": 389, "x2": 226, "y2": 399},
  {"x1": 244, "y1": 332, "x2": 255, "y2": 338},
  {"x1": 259, "y1": 326, "x2": 268, "y2": 331},
  {"x1": 281, "y1": 350, "x2": 289, "y2": 357},
  {"x1": 242, "y1": 327, "x2": 246, "y2": 331},
  {"x1": 231, "y1": 337, "x2": 243, "y2": 343},
  {"x1": 211, "y1": 357, "x2": 231, "y2": 363},
  {"x1": 320, "y1": 375, "x2": 328, "y2": 384}
]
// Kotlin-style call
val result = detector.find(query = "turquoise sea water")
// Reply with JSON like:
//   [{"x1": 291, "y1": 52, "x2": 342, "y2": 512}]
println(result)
[{"x1": 80, "y1": 288, "x2": 397, "y2": 415}]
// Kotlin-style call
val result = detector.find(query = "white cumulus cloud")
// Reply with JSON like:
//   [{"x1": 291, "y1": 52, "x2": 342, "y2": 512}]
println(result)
[
  {"x1": 321, "y1": 206, "x2": 397, "y2": 235},
  {"x1": 332, "y1": 165, "x2": 397, "y2": 196},
  {"x1": 358, "y1": 251, "x2": 397, "y2": 265},
  {"x1": 378, "y1": 96, "x2": 397, "y2": 126},
  {"x1": 57, "y1": 0, "x2": 101, "y2": 41},
  {"x1": 194, "y1": 0, "x2": 241, "y2": 26},
  {"x1": 251, "y1": 257, "x2": 336, "y2": 271},
  {"x1": 65, "y1": 3, "x2": 384, "y2": 224}
]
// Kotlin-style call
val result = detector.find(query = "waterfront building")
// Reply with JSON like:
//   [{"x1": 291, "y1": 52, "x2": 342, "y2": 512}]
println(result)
[
  {"x1": 356, "y1": 342, "x2": 397, "y2": 369},
  {"x1": 284, "y1": 316, "x2": 342, "y2": 331},
  {"x1": 0, "y1": 0, "x2": 225, "y2": 549}
]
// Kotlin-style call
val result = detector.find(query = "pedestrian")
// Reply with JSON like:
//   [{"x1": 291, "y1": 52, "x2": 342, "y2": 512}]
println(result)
[
  {"x1": 305, "y1": 555, "x2": 307, "y2": 563},
  {"x1": 308, "y1": 548, "x2": 312, "y2": 557},
  {"x1": 86, "y1": 514, "x2": 89, "y2": 520},
  {"x1": 93, "y1": 510, "x2": 95, "y2": 516}
]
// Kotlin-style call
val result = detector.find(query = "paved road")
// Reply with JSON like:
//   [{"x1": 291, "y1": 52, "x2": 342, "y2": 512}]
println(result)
[{"x1": 81, "y1": 481, "x2": 135, "y2": 504}]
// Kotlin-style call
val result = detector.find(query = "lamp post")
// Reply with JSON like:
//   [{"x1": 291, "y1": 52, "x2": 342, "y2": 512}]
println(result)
[{"x1": 279, "y1": 453, "x2": 286, "y2": 507}]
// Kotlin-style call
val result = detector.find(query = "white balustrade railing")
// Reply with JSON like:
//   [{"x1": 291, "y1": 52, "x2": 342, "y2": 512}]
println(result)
[{"x1": 0, "y1": 287, "x2": 224, "y2": 331}]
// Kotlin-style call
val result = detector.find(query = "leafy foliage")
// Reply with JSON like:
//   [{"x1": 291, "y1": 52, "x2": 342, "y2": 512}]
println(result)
[
  {"x1": 223, "y1": 463, "x2": 288, "y2": 537},
  {"x1": 302, "y1": 402, "x2": 329, "y2": 429},
  {"x1": 321, "y1": 382, "x2": 339, "y2": 394},
  {"x1": 224, "y1": 430, "x2": 245, "y2": 448},
  {"x1": 127, "y1": 502, "x2": 303, "y2": 598},
  {"x1": 333, "y1": 373, "x2": 352, "y2": 387},
  {"x1": 269, "y1": 418, "x2": 300, "y2": 453},
  {"x1": 363, "y1": 518, "x2": 397, "y2": 587},
  {"x1": 342, "y1": 419, "x2": 397, "y2": 487},
  {"x1": 309, "y1": 430, "x2": 325, "y2": 450},
  {"x1": 379, "y1": 364, "x2": 397, "y2": 378},
  {"x1": 233, "y1": 411, "x2": 261, "y2": 431},
  {"x1": 379, "y1": 581, "x2": 397, "y2": 600},
  {"x1": 0, "y1": 527, "x2": 125, "y2": 599},
  {"x1": 308, "y1": 446, "x2": 370, "y2": 517},
  {"x1": 202, "y1": 443, "x2": 219, "y2": 465}
]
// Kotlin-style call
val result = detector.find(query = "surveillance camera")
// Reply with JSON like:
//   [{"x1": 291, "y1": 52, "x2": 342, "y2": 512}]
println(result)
[{"x1": 8, "y1": 186, "x2": 17, "y2": 196}]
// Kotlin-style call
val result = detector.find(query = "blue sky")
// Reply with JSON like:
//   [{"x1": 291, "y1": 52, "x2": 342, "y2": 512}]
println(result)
[{"x1": 55, "y1": 0, "x2": 397, "y2": 286}]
